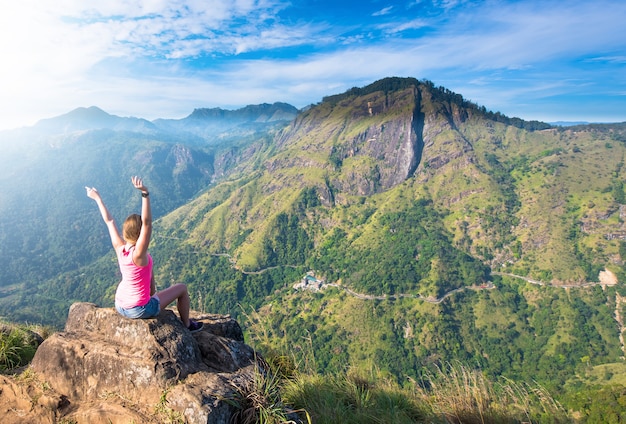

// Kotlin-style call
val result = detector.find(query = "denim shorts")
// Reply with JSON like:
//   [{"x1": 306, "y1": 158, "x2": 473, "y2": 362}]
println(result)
[{"x1": 115, "y1": 295, "x2": 161, "y2": 319}]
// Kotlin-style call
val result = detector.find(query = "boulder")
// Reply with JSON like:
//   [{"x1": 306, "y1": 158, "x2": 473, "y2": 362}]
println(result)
[
  {"x1": 26, "y1": 302, "x2": 263, "y2": 423},
  {"x1": 0, "y1": 375, "x2": 69, "y2": 424}
]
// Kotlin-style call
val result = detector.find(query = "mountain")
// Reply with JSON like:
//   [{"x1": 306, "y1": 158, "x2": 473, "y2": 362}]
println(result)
[
  {"x1": 34, "y1": 106, "x2": 158, "y2": 133},
  {"x1": 180, "y1": 102, "x2": 298, "y2": 123},
  {"x1": 144, "y1": 77, "x2": 626, "y2": 389},
  {"x1": 0, "y1": 103, "x2": 296, "y2": 323},
  {"x1": 550, "y1": 121, "x2": 590, "y2": 126},
  {"x1": 152, "y1": 77, "x2": 624, "y2": 285},
  {"x1": 152, "y1": 102, "x2": 299, "y2": 142},
  {"x1": 2, "y1": 77, "x2": 626, "y2": 408}
]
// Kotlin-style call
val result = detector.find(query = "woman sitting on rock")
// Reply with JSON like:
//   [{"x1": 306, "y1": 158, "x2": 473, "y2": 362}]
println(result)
[{"x1": 86, "y1": 176, "x2": 203, "y2": 332}]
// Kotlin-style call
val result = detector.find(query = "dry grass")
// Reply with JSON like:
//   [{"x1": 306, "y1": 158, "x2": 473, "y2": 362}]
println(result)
[{"x1": 414, "y1": 361, "x2": 568, "y2": 424}]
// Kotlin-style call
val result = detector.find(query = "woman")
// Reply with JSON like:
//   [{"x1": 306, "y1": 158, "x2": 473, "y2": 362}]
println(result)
[{"x1": 86, "y1": 176, "x2": 203, "y2": 332}]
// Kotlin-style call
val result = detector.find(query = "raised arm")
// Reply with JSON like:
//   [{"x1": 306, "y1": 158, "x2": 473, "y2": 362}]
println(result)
[
  {"x1": 130, "y1": 176, "x2": 152, "y2": 265},
  {"x1": 85, "y1": 186, "x2": 124, "y2": 250}
]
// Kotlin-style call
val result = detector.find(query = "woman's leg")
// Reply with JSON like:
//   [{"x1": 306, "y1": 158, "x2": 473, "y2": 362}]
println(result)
[{"x1": 156, "y1": 283, "x2": 190, "y2": 327}]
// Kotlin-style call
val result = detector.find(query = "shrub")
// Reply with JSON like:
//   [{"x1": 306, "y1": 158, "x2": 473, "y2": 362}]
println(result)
[
  {"x1": 0, "y1": 326, "x2": 39, "y2": 371},
  {"x1": 226, "y1": 360, "x2": 309, "y2": 424}
]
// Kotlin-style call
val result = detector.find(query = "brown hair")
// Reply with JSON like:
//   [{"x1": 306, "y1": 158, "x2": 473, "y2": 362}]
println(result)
[{"x1": 123, "y1": 214, "x2": 142, "y2": 244}]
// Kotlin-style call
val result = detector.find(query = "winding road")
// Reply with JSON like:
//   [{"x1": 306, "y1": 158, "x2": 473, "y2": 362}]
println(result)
[
  {"x1": 210, "y1": 252, "x2": 613, "y2": 304},
  {"x1": 322, "y1": 282, "x2": 496, "y2": 304}
]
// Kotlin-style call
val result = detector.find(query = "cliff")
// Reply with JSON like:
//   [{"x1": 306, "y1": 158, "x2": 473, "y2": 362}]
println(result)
[{"x1": 1, "y1": 303, "x2": 266, "y2": 423}]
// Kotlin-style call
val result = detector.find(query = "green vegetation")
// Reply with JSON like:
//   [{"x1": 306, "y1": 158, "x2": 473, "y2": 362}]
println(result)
[
  {"x1": 415, "y1": 361, "x2": 567, "y2": 423},
  {"x1": 563, "y1": 385, "x2": 626, "y2": 423},
  {"x1": 238, "y1": 277, "x2": 623, "y2": 398},
  {"x1": 226, "y1": 360, "x2": 308, "y2": 424},
  {"x1": 243, "y1": 353, "x2": 569, "y2": 423},
  {"x1": 154, "y1": 389, "x2": 186, "y2": 423},
  {"x1": 0, "y1": 322, "x2": 49, "y2": 371},
  {"x1": 282, "y1": 370, "x2": 424, "y2": 424},
  {"x1": 312, "y1": 199, "x2": 490, "y2": 297},
  {"x1": 4, "y1": 332, "x2": 626, "y2": 422}
]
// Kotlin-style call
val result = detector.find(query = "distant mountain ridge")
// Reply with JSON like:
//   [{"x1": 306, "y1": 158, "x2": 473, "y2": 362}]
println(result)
[
  {"x1": 550, "y1": 121, "x2": 590, "y2": 126},
  {"x1": 184, "y1": 102, "x2": 298, "y2": 122},
  {"x1": 153, "y1": 102, "x2": 298, "y2": 141},
  {"x1": 30, "y1": 102, "x2": 299, "y2": 137},
  {"x1": 154, "y1": 77, "x2": 578, "y2": 279},
  {"x1": 3, "y1": 76, "x2": 623, "y2": 316},
  {"x1": 34, "y1": 106, "x2": 157, "y2": 133}
]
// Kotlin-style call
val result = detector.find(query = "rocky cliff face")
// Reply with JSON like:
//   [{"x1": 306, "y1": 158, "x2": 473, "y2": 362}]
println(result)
[
  {"x1": 2, "y1": 303, "x2": 265, "y2": 424},
  {"x1": 272, "y1": 85, "x2": 426, "y2": 198},
  {"x1": 268, "y1": 80, "x2": 480, "y2": 200}
]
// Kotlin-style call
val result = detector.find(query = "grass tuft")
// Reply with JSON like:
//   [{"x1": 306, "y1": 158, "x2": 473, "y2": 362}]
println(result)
[
  {"x1": 415, "y1": 361, "x2": 568, "y2": 423},
  {"x1": 154, "y1": 388, "x2": 186, "y2": 424},
  {"x1": 0, "y1": 324, "x2": 42, "y2": 372},
  {"x1": 226, "y1": 360, "x2": 309, "y2": 424},
  {"x1": 281, "y1": 368, "x2": 424, "y2": 424}
]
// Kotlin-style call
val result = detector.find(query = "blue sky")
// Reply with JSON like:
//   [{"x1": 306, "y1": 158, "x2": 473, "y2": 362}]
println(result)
[{"x1": 1, "y1": 0, "x2": 625, "y2": 130}]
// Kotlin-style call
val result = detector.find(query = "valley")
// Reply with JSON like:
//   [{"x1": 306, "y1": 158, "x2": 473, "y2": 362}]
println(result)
[{"x1": 2, "y1": 77, "x2": 626, "y2": 419}]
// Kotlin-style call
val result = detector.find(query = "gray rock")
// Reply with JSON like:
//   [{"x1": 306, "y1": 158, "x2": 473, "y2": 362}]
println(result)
[{"x1": 30, "y1": 302, "x2": 265, "y2": 423}]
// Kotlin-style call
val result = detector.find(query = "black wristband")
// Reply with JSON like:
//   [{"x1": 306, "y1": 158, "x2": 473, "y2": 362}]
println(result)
[{"x1": 142, "y1": 192, "x2": 149, "y2": 198}]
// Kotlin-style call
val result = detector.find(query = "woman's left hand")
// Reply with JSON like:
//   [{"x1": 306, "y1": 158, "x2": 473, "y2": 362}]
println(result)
[
  {"x1": 131, "y1": 176, "x2": 148, "y2": 193},
  {"x1": 85, "y1": 186, "x2": 100, "y2": 200}
]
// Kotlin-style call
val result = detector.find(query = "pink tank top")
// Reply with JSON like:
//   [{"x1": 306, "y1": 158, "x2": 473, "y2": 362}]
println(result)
[{"x1": 114, "y1": 245, "x2": 153, "y2": 309}]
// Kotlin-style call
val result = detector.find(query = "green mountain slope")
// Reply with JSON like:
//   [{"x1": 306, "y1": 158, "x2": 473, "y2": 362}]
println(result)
[
  {"x1": 143, "y1": 78, "x2": 626, "y2": 390},
  {"x1": 155, "y1": 78, "x2": 626, "y2": 286}
]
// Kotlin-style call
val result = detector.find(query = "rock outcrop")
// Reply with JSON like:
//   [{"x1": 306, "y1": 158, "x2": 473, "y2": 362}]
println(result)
[{"x1": 5, "y1": 302, "x2": 264, "y2": 424}]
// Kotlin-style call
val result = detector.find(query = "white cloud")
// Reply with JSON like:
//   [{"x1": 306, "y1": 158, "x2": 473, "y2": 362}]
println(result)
[
  {"x1": 377, "y1": 18, "x2": 429, "y2": 35},
  {"x1": 372, "y1": 6, "x2": 394, "y2": 16},
  {"x1": 0, "y1": 0, "x2": 625, "y2": 130},
  {"x1": 586, "y1": 56, "x2": 626, "y2": 64}
]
